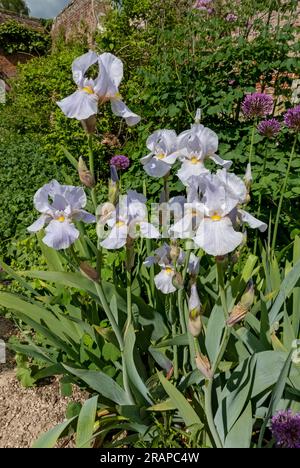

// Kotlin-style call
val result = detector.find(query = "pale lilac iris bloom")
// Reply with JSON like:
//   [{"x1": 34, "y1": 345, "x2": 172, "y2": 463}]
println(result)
[
  {"x1": 28, "y1": 180, "x2": 95, "y2": 250},
  {"x1": 175, "y1": 123, "x2": 232, "y2": 185},
  {"x1": 100, "y1": 191, "x2": 160, "y2": 250},
  {"x1": 193, "y1": 170, "x2": 267, "y2": 256},
  {"x1": 57, "y1": 51, "x2": 140, "y2": 126},
  {"x1": 144, "y1": 244, "x2": 185, "y2": 294},
  {"x1": 141, "y1": 130, "x2": 178, "y2": 177}
]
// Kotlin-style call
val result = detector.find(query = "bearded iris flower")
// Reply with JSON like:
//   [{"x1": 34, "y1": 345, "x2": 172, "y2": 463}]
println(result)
[
  {"x1": 141, "y1": 130, "x2": 178, "y2": 177},
  {"x1": 28, "y1": 180, "x2": 95, "y2": 250},
  {"x1": 175, "y1": 123, "x2": 232, "y2": 184},
  {"x1": 144, "y1": 244, "x2": 185, "y2": 294},
  {"x1": 100, "y1": 191, "x2": 160, "y2": 249},
  {"x1": 57, "y1": 51, "x2": 140, "y2": 126},
  {"x1": 189, "y1": 170, "x2": 267, "y2": 256}
]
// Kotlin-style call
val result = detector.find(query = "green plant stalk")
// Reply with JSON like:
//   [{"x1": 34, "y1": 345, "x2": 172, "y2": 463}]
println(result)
[
  {"x1": 204, "y1": 260, "x2": 231, "y2": 448},
  {"x1": 271, "y1": 136, "x2": 297, "y2": 252},
  {"x1": 204, "y1": 326, "x2": 231, "y2": 449},
  {"x1": 169, "y1": 295, "x2": 179, "y2": 379},
  {"x1": 248, "y1": 123, "x2": 256, "y2": 167},
  {"x1": 254, "y1": 143, "x2": 269, "y2": 255},
  {"x1": 163, "y1": 174, "x2": 170, "y2": 202},
  {"x1": 216, "y1": 260, "x2": 229, "y2": 320},
  {"x1": 87, "y1": 134, "x2": 98, "y2": 211},
  {"x1": 178, "y1": 249, "x2": 191, "y2": 371},
  {"x1": 94, "y1": 281, "x2": 134, "y2": 404}
]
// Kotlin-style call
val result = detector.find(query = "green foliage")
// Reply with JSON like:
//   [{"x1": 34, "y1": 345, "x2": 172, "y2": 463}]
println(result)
[
  {"x1": 0, "y1": 133, "x2": 70, "y2": 261},
  {"x1": 0, "y1": 0, "x2": 300, "y2": 450},
  {"x1": 0, "y1": 20, "x2": 49, "y2": 54},
  {"x1": 0, "y1": 0, "x2": 29, "y2": 16}
]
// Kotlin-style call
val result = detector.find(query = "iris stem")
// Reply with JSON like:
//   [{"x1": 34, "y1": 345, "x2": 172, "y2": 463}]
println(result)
[
  {"x1": 87, "y1": 134, "x2": 97, "y2": 211},
  {"x1": 163, "y1": 174, "x2": 170, "y2": 202},
  {"x1": 271, "y1": 136, "x2": 297, "y2": 252},
  {"x1": 204, "y1": 259, "x2": 231, "y2": 448},
  {"x1": 170, "y1": 295, "x2": 178, "y2": 380},
  {"x1": 216, "y1": 260, "x2": 229, "y2": 320},
  {"x1": 204, "y1": 326, "x2": 231, "y2": 449}
]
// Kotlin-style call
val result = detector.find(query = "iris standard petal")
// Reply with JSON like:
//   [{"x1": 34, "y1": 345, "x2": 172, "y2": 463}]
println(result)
[
  {"x1": 63, "y1": 186, "x2": 87, "y2": 210},
  {"x1": 210, "y1": 154, "x2": 233, "y2": 170},
  {"x1": 57, "y1": 90, "x2": 98, "y2": 121},
  {"x1": 239, "y1": 209, "x2": 267, "y2": 232},
  {"x1": 98, "y1": 53, "x2": 123, "y2": 88},
  {"x1": 144, "y1": 159, "x2": 171, "y2": 177},
  {"x1": 100, "y1": 224, "x2": 128, "y2": 249},
  {"x1": 216, "y1": 168, "x2": 247, "y2": 203},
  {"x1": 33, "y1": 180, "x2": 60, "y2": 213},
  {"x1": 110, "y1": 99, "x2": 141, "y2": 126},
  {"x1": 72, "y1": 51, "x2": 98, "y2": 87},
  {"x1": 194, "y1": 217, "x2": 243, "y2": 256},
  {"x1": 27, "y1": 214, "x2": 50, "y2": 233},
  {"x1": 43, "y1": 220, "x2": 79, "y2": 250},
  {"x1": 154, "y1": 269, "x2": 176, "y2": 294}
]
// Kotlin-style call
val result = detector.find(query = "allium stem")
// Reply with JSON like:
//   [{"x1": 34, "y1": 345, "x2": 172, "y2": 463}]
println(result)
[
  {"x1": 271, "y1": 136, "x2": 297, "y2": 251},
  {"x1": 254, "y1": 145, "x2": 269, "y2": 255},
  {"x1": 87, "y1": 135, "x2": 97, "y2": 211},
  {"x1": 248, "y1": 123, "x2": 256, "y2": 167}
]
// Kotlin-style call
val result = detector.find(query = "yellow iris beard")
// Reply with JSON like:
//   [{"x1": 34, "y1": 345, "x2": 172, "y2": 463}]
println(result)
[
  {"x1": 156, "y1": 153, "x2": 165, "y2": 160},
  {"x1": 57, "y1": 216, "x2": 65, "y2": 223},
  {"x1": 211, "y1": 214, "x2": 222, "y2": 221},
  {"x1": 82, "y1": 86, "x2": 94, "y2": 95},
  {"x1": 165, "y1": 267, "x2": 173, "y2": 275},
  {"x1": 116, "y1": 220, "x2": 125, "y2": 227},
  {"x1": 191, "y1": 156, "x2": 199, "y2": 164}
]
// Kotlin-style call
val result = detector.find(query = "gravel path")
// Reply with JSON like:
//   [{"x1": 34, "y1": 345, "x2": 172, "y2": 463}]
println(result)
[{"x1": 0, "y1": 317, "x2": 84, "y2": 448}]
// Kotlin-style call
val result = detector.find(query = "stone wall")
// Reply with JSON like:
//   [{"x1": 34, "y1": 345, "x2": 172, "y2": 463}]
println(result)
[{"x1": 51, "y1": 0, "x2": 110, "y2": 45}]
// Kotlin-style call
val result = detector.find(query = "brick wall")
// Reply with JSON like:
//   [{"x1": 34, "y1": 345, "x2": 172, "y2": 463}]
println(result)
[
  {"x1": 0, "y1": 10, "x2": 43, "y2": 78},
  {"x1": 51, "y1": 0, "x2": 110, "y2": 45}
]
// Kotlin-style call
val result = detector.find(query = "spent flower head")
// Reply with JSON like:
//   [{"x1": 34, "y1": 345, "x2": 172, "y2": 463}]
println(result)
[
  {"x1": 271, "y1": 410, "x2": 300, "y2": 448},
  {"x1": 257, "y1": 118, "x2": 281, "y2": 138},
  {"x1": 241, "y1": 93, "x2": 273, "y2": 119},
  {"x1": 284, "y1": 104, "x2": 300, "y2": 132}
]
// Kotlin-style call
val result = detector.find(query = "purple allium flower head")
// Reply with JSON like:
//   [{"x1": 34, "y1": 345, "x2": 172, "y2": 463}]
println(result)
[
  {"x1": 271, "y1": 410, "x2": 300, "y2": 449},
  {"x1": 226, "y1": 13, "x2": 238, "y2": 22},
  {"x1": 241, "y1": 93, "x2": 273, "y2": 119},
  {"x1": 257, "y1": 118, "x2": 281, "y2": 138},
  {"x1": 284, "y1": 105, "x2": 300, "y2": 132},
  {"x1": 110, "y1": 155, "x2": 130, "y2": 171}
]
